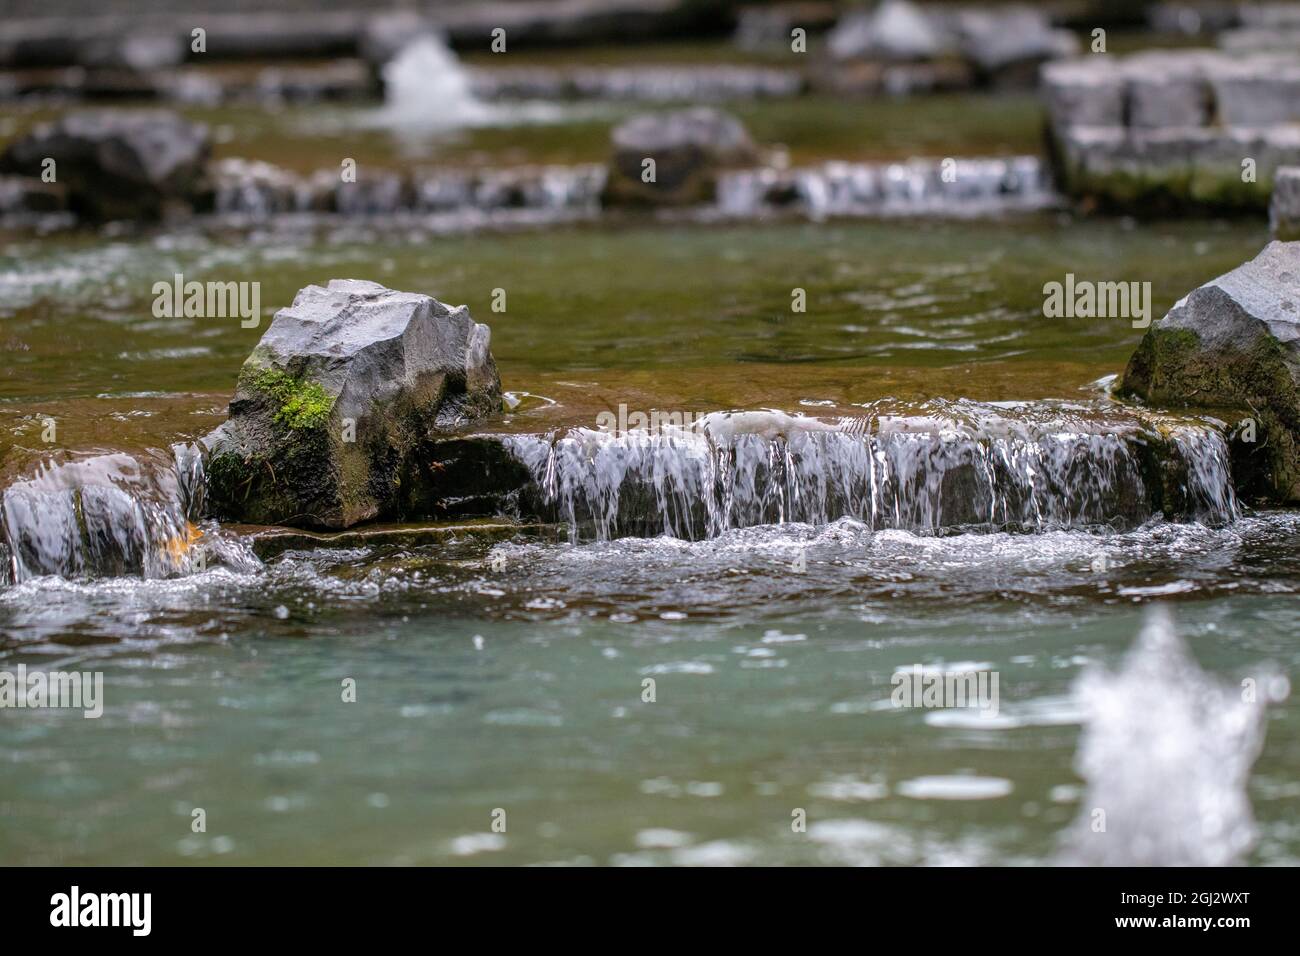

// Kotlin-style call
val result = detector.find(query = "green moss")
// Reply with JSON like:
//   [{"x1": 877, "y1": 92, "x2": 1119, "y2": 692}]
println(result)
[
  {"x1": 1148, "y1": 327, "x2": 1201, "y2": 356},
  {"x1": 249, "y1": 367, "x2": 334, "y2": 430}
]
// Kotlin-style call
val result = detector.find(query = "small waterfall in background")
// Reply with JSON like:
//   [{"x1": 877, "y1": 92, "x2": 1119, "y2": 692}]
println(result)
[
  {"x1": 1059, "y1": 606, "x2": 1288, "y2": 865},
  {"x1": 715, "y1": 157, "x2": 1055, "y2": 219},
  {"x1": 504, "y1": 405, "x2": 1239, "y2": 542}
]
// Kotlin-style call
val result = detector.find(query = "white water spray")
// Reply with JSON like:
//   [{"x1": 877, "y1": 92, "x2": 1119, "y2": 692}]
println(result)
[
  {"x1": 373, "y1": 34, "x2": 497, "y2": 134},
  {"x1": 1060, "y1": 605, "x2": 1287, "y2": 865}
]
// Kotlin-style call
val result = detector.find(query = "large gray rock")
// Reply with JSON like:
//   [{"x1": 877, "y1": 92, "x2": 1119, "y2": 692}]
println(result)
[
  {"x1": 1121, "y1": 241, "x2": 1300, "y2": 503},
  {"x1": 603, "y1": 107, "x2": 758, "y2": 206},
  {"x1": 0, "y1": 110, "x2": 210, "y2": 221},
  {"x1": 1272, "y1": 167, "x2": 1300, "y2": 239},
  {"x1": 203, "y1": 280, "x2": 503, "y2": 529}
]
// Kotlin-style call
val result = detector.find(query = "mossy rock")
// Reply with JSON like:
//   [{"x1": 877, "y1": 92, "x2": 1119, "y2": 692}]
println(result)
[
  {"x1": 203, "y1": 279, "x2": 503, "y2": 529},
  {"x1": 1120, "y1": 241, "x2": 1300, "y2": 503}
]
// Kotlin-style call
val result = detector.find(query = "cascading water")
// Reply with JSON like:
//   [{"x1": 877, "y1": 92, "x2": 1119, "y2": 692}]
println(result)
[
  {"x1": 1059, "y1": 605, "x2": 1287, "y2": 865},
  {"x1": 715, "y1": 156, "x2": 1056, "y2": 219},
  {"x1": 0, "y1": 445, "x2": 257, "y2": 583},
  {"x1": 504, "y1": 402, "x2": 1240, "y2": 542}
]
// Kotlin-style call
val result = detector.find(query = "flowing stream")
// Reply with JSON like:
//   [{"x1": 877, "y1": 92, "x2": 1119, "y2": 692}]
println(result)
[{"x1": 0, "y1": 211, "x2": 1296, "y2": 866}]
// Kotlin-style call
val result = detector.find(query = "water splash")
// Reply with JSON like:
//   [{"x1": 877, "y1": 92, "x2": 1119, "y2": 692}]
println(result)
[
  {"x1": 373, "y1": 33, "x2": 498, "y2": 134},
  {"x1": 504, "y1": 403, "x2": 1239, "y2": 541},
  {"x1": 1060, "y1": 605, "x2": 1286, "y2": 865}
]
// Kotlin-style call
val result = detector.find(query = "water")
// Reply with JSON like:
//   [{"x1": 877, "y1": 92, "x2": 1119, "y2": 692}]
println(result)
[
  {"x1": 374, "y1": 34, "x2": 498, "y2": 133},
  {"x1": 1060, "y1": 606, "x2": 1286, "y2": 866},
  {"x1": 365, "y1": 33, "x2": 561, "y2": 146},
  {"x1": 506, "y1": 403, "x2": 1237, "y2": 541},
  {"x1": 1, "y1": 201, "x2": 1297, "y2": 864}
]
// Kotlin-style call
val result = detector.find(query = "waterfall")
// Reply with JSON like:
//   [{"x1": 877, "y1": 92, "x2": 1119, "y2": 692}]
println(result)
[
  {"x1": 503, "y1": 404, "x2": 1240, "y2": 542},
  {"x1": 1059, "y1": 606, "x2": 1285, "y2": 865},
  {"x1": 715, "y1": 157, "x2": 1056, "y2": 219},
  {"x1": 0, "y1": 404, "x2": 1243, "y2": 579},
  {"x1": 0, "y1": 446, "x2": 256, "y2": 583}
]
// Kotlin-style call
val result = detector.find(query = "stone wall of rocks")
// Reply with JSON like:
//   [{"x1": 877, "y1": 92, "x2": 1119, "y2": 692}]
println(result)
[{"x1": 1042, "y1": 50, "x2": 1300, "y2": 213}]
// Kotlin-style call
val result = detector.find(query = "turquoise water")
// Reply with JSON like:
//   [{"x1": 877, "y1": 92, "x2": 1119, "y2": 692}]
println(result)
[{"x1": 3, "y1": 523, "x2": 1299, "y2": 865}]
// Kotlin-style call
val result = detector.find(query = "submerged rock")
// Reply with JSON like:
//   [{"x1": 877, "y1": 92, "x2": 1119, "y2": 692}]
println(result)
[
  {"x1": 602, "y1": 107, "x2": 759, "y2": 206},
  {"x1": 1121, "y1": 241, "x2": 1300, "y2": 503},
  {"x1": 1271, "y1": 167, "x2": 1300, "y2": 239},
  {"x1": 0, "y1": 110, "x2": 210, "y2": 221},
  {"x1": 202, "y1": 280, "x2": 503, "y2": 529}
]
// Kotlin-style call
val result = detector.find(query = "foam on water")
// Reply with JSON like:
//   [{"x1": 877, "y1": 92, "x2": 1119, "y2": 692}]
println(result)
[{"x1": 1060, "y1": 605, "x2": 1286, "y2": 865}]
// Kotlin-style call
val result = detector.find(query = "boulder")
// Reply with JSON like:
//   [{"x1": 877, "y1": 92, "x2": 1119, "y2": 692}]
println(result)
[
  {"x1": 0, "y1": 110, "x2": 210, "y2": 221},
  {"x1": 602, "y1": 107, "x2": 759, "y2": 206},
  {"x1": 1121, "y1": 241, "x2": 1300, "y2": 503},
  {"x1": 202, "y1": 280, "x2": 503, "y2": 529},
  {"x1": 1272, "y1": 167, "x2": 1300, "y2": 239}
]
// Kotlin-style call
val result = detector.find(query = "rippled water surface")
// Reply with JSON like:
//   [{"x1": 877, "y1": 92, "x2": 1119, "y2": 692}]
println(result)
[{"x1": 2, "y1": 211, "x2": 1297, "y2": 865}]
